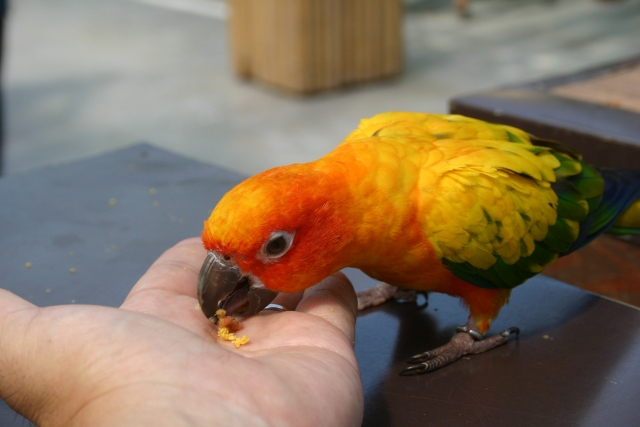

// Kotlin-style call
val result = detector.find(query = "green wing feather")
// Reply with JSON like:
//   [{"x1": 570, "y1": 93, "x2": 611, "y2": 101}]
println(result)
[
  {"x1": 429, "y1": 119, "x2": 608, "y2": 290},
  {"x1": 403, "y1": 114, "x2": 640, "y2": 291}
]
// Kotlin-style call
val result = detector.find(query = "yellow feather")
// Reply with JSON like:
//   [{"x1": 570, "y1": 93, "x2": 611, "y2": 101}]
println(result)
[
  {"x1": 458, "y1": 241, "x2": 496, "y2": 269},
  {"x1": 614, "y1": 199, "x2": 640, "y2": 229}
]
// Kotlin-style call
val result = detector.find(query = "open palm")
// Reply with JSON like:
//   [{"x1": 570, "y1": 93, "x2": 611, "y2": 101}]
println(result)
[{"x1": 0, "y1": 238, "x2": 363, "y2": 427}]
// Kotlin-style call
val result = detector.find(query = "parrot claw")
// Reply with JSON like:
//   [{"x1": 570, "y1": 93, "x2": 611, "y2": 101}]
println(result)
[
  {"x1": 399, "y1": 363, "x2": 433, "y2": 376},
  {"x1": 406, "y1": 350, "x2": 436, "y2": 365},
  {"x1": 401, "y1": 326, "x2": 519, "y2": 375}
]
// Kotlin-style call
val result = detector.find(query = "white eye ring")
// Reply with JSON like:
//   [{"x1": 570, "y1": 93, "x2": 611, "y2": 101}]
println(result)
[{"x1": 260, "y1": 231, "x2": 295, "y2": 261}]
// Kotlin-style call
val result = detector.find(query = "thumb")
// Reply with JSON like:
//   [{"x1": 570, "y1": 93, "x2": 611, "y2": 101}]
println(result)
[{"x1": 296, "y1": 272, "x2": 358, "y2": 347}]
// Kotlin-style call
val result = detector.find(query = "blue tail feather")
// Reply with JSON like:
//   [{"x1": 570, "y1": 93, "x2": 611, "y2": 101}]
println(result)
[{"x1": 563, "y1": 168, "x2": 640, "y2": 255}]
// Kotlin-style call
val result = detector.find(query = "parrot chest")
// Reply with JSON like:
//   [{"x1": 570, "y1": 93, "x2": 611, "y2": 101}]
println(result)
[{"x1": 353, "y1": 234, "x2": 459, "y2": 294}]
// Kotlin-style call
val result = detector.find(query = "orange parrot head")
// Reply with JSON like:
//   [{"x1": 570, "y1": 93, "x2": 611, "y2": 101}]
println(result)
[{"x1": 198, "y1": 164, "x2": 353, "y2": 321}]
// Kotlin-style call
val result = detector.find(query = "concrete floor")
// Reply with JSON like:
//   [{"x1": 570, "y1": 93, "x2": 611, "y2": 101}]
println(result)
[{"x1": 3, "y1": 0, "x2": 640, "y2": 176}]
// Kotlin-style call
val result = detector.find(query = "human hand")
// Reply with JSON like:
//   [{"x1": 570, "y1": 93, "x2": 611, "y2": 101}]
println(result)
[{"x1": 0, "y1": 238, "x2": 363, "y2": 427}]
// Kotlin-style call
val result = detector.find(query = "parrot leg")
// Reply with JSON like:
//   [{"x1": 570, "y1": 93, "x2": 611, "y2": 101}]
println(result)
[
  {"x1": 400, "y1": 324, "x2": 520, "y2": 376},
  {"x1": 356, "y1": 282, "x2": 426, "y2": 310}
]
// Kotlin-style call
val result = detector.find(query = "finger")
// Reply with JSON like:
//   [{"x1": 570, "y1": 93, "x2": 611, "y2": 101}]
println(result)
[
  {"x1": 295, "y1": 272, "x2": 357, "y2": 346},
  {"x1": 271, "y1": 291, "x2": 304, "y2": 311},
  {"x1": 123, "y1": 237, "x2": 205, "y2": 303}
]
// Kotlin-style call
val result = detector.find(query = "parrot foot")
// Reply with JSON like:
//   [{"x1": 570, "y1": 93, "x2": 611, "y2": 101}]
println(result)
[
  {"x1": 400, "y1": 326, "x2": 520, "y2": 376},
  {"x1": 356, "y1": 282, "x2": 427, "y2": 310}
]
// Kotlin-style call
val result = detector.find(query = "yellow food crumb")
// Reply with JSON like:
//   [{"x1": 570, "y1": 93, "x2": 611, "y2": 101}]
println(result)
[
  {"x1": 215, "y1": 309, "x2": 249, "y2": 348},
  {"x1": 46, "y1": 289, "x2": 51, "y2": 293},
  {"x1": 25, "y1": 262, "x2": 33, "y2": 268},
  {"x1": 69, "y1": 268, "x2": 76, "y2": 274},
  {"x1": 109, "y1": 198, "x2": 117, "y2": 207},
  {"x1": 153, "y1": 201, "x2": 159, "y2": 208},
  {"x1": 149, "y1": 188, "x2": 156, "y2": 195},
  {"x1": 543, "y1": 335, "x2": 550, "y2": 340},
  {"x1": 69, "y1": 251, "x2": 75, "y2": 256},
  {"x1": 195, "y1": 303, "x2": 201, "y2": 311},
  {"x1": 218, "y1": 327, "x2": 250, "y2": 348}
]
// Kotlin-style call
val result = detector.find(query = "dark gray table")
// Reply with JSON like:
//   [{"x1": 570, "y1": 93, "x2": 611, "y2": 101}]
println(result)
[{"x1": 2, "y1": 144, "x2": 640, "y2": 426}]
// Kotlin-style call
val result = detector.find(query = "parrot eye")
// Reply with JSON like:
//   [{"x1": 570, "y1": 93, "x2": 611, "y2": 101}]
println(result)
[
  {"x1": 261, "y1": 231, "x2": 295, "y2": 260},
  {"x1": 266, "y1": 236, "x2": 287, "y2": 255}
]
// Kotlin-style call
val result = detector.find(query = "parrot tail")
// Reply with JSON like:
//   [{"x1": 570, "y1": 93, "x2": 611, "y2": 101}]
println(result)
[
  {"x1": 601, "y1": 169, "x2": 640, "y2": 235},
  {"x1": 588, "y1": 168, "x2": 640, "y2": 237},
  {"x1": 562, "y1": 168, "x2": 640, "y2": 256}
]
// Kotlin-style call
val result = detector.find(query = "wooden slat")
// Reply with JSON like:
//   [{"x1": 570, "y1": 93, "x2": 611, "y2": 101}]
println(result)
[
  {"x1": 312, "y1": 0, "x2": 323, "y2": 91},
  {"x1": 354, "y1": 0, "x2": 365, "y2": 82},
  {"x1": 342, "y1": 0, "x2": 355, "y2": 84},
  {"x1": 362, "y1": 0, "x2": 373, "y2": 81},
  {"x1": 300, "y1": 0, "x2": 313, "y2": 92},
  {"x1": 248, "y1": 0, "x2": 263, "y2": 82},
  {"x1": 283, "y1": 0, "x2": 299, "y2": 89},
  {"x1": 228, "y1": 0, "x2": 251, "y2": 77},
  {"x1": 382, "y1": 0, "x2": 402, "y2": 77},
  {"x1": 326, "y1": 0, "x2": 342, "y2": 90},
  {"x1": 273, "y1": 0, "x2": 284, "y2": 87},
  {"x1": 371, "y1": 0, "x2": 380, "y2": 80}
]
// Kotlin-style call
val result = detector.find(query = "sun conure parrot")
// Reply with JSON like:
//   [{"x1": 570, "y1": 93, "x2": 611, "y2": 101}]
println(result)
[{"x1": 197, "y1": 112, "x2": 640, "y2": 374}]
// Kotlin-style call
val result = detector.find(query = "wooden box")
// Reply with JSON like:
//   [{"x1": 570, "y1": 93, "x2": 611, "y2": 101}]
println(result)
[{"x1": 229, "y1": 0, "x2": 403, "y2": 94}]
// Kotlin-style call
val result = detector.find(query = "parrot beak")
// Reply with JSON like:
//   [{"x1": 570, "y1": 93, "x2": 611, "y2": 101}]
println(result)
[{"x1": 197, "y1": 251, "x2": 279, "y2": 322}]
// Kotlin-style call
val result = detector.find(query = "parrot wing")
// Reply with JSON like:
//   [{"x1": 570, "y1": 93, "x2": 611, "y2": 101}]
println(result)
[
  {"x1": 349, "y1": 113, "x2": 640, "y2": 290},
  {"x1": 418, "y1": 117, "x2": 610, "y2": 290}
]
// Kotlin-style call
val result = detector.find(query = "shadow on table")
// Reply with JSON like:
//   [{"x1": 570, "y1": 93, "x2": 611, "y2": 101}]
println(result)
[{"x1": 350, "y1": 269, "x2": 640, "y2": 427}]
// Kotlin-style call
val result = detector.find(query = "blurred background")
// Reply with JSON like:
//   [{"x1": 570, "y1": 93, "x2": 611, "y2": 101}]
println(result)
[{"x1": 2, "y1": 0, "x2": 640, "y2": 177}]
